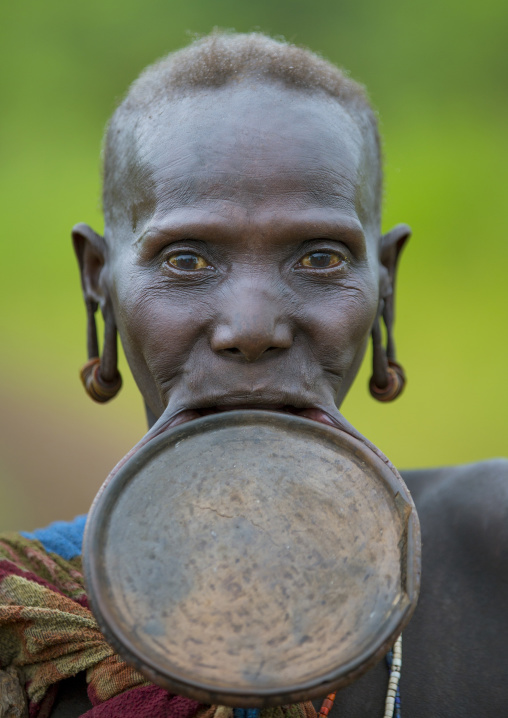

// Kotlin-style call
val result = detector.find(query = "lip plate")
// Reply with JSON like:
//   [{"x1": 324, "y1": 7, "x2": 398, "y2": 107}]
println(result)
[{"x1": 84, "y1": 410, "x2": 421, "y2": 706}]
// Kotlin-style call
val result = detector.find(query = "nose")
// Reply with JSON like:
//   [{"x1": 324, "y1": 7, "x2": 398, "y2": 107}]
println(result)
[{"x1": 210, "y1": 285, "x2": 293, "y2": 362}]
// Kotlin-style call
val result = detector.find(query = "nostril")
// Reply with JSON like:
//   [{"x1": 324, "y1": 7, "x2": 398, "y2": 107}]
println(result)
[{"x1": 222, "y1": 345, "x2": 279, "y2": 358}]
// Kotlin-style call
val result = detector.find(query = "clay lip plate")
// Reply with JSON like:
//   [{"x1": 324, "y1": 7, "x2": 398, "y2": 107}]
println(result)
[{"x1": 84, "y1": 410, "x2": 420, "y2": 707}]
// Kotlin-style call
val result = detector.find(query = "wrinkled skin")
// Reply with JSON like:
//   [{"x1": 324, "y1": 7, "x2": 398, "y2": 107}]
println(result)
[
  {"x1": 74, "y1": 84, "x2": 403, "y2": 425},
  {"x1": 66, "y1": 83, "x2": 508, "y2": 718}
]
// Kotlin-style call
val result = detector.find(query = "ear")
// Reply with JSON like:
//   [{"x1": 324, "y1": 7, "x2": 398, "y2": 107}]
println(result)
[
  {"x1": 73, "y1": 223, "x2": 121, "y2": 388},
  {"x1": 378, "y1": 223, "x2": 411, "y2": 300},
  {"x1": 378, "y1": 223, "x2": 411, "y2": 361},
  {"x1": 72, "y1": 222, "x2": 109, "y2": 309}
]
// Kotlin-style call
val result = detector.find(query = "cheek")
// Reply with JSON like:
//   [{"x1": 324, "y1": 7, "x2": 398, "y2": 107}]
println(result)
[
  {"x1": 300, "y1": 280, "x2": 378, "y2": 369},
  {"x1": 112, "y1": 274, "x2": 211, "y2": 387}
]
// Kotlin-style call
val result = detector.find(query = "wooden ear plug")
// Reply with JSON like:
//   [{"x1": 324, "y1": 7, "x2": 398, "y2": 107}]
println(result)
[
  {"x1": 80, "y1": 357, "x2": 122, "y2": 403},
  {"x1": 369, "y1": 360, "x2": 406, "y2": 402}
]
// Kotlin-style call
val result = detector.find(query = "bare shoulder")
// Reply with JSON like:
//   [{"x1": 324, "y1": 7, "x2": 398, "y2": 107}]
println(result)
[
  {"x1": 401, "y1": 457, "x2": 508, "y2": 505},
  {"x1": 401, "y1": 456, "x2": 508, "y2": 491},
  {"x1": 394, "y1": 460, "x2": 508, "y2": 716},
  {"x1": 402, "y1": 458, "x2": 508, "y2": 569}
]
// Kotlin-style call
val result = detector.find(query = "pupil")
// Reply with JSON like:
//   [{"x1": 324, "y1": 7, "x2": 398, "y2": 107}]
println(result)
[
  {"x1": 176, "y1": 254, "x2": 198, "y2": 270},
  {"x1": 310, "y1": 252, "x2": 331, "y2": 268}
]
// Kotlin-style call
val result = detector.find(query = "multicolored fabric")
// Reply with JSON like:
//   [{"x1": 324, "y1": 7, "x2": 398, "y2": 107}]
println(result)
[{"x1": 0, "y1": 517, "x2": 318, "y2": 718}]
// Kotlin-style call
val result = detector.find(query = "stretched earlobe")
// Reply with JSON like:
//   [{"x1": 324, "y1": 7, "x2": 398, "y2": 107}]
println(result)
[
  {"x1": 369, "y1": 313, "x2": 406, "y2": 402},
  {"x1": 369, "y1": 224, "x2": 411, "y2": 403},
  {"x1": 79, "y1": 305, "x2": 122, "y2": 403},
  {"x1": 72, "y1": 223, "x2": 122, "y2": 403}
]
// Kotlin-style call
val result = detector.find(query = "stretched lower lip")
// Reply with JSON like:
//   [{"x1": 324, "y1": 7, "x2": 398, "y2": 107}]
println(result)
[{"x1": 166, "y1": 405, "x2": 340, "y2": 430}]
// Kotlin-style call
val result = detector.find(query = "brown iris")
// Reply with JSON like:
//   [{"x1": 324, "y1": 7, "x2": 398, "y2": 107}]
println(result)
[
  {"x1": 299, "y1": 251, "x2": 345, "y2": 269},
  {"x1": 168, "y1": 253, "x2": 211, "y2": 271}
]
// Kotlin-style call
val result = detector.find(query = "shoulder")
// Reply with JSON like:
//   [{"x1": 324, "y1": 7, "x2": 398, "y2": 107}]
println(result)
[
  {"x1": 401, "y1": 457, "x2": 508, "y2": 513},
  {"x1": 397, "y1": 461, "x2": 508, "y2": 715},
  {"x1": 402, "y1": 458, "x2": 508, "y2": 572},
  {"x1": 401, "y1": 456, "x2": 508, "y2": 492}
]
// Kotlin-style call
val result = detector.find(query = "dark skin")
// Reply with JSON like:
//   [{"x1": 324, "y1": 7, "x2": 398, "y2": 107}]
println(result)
[
  {"x1": 77, "y1": 85, "x2": 387, "y2": 425},
  {"x1": 62, "y1": 82, "x2": 508, "y2": 717}
]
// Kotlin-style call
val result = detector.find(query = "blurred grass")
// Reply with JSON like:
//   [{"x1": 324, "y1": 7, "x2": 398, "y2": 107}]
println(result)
[{"x1": 0, "y1": 0, "x2": 506, "y2": 529}]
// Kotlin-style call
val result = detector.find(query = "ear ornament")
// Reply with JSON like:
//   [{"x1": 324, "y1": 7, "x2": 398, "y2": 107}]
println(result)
[
  {"x1": 80, "y1": 357, "x2": 123, "y2": 403},
  {"x1": 369, "y1": 308, "x2": 406, "y2": 403},
  {"x1": 80, "y1": 299, "x2": 122, "y2": 403},
  {"x1": 368, "y1": 224, "x2": 411, "y2": 404},
  {"x1": 369, "y1": 359, "x2": 406, "y2": 402}
]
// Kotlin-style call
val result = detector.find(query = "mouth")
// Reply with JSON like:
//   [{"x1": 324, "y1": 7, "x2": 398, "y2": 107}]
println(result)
[{"x1": 164, "y1": 404, "x2": 342, "y2": 430}]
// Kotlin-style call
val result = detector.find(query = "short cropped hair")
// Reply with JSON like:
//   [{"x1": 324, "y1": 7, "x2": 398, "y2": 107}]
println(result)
[{"x1": 103, "y1": 31, "x2": 382, "y2": 227}]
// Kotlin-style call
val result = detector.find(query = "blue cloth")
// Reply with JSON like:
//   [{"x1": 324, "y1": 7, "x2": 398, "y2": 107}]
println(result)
[
  {"x1": 233, "y1": 710, "x2": 260, "y2": 718},
  {"x1": 21, "y1": 514, "x2": 87, "y2": 560}
]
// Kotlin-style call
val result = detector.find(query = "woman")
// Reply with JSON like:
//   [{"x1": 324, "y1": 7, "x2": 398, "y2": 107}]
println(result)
[{"x1": 1, "y1": 32, "x2": 507, "y2": 718}]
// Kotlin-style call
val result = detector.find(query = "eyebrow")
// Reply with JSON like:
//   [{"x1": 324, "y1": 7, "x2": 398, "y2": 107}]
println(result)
[{"x1": 135, "y1": 207, "x2": 367, "y2": 256}]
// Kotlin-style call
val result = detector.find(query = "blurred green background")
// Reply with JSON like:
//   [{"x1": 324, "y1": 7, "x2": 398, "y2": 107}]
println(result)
[{"x1": 0, "y1": 0, "x2": 506, "y2": 531}]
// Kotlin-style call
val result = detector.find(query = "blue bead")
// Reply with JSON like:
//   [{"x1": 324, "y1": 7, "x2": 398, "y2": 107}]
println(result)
[
  {"x1": 234, "y1": 709, "x2": 260, "y2": 718},
  {"x1": 385, "y1": 649, "x2": 394, "y2": 669}
]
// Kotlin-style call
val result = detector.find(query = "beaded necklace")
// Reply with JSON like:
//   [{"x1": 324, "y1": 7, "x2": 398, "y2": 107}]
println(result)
[
  {"x1": 318, "y1": 636, "x2": 403, "y2": 718},
  {"x1": 233, "y1": 636, "x2": 402, "y2": 718},
  {"x1": 383, "y1": 635, "x2": 402, "y2": 718}
]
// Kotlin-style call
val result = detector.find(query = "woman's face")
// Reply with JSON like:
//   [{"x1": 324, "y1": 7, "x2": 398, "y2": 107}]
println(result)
[{"x1": 100, "y1": 84, "x2": 385, "y2": 424}]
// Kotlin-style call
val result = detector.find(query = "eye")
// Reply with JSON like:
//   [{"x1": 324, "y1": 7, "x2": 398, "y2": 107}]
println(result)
[
  {"x1": 298, "y1": 251, "x2": 346, "y2": 269},
  {"x1": 166, "y1": 252, "x2": 212, "y2": 271}
]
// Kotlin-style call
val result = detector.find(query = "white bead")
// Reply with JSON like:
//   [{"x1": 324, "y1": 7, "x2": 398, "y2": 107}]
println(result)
[{"x1": 383, "y1": 633, "x2": 402, "y2": 717}]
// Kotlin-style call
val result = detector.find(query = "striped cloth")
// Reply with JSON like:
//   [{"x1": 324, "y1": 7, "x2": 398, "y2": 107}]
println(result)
[{"x1": 0, "y1": 517, "x2": 317, "y2": 718}]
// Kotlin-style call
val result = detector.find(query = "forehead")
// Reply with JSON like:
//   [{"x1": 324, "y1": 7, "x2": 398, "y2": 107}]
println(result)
[{"x1": 112, "y1": 83, "x2": 376, "y2": 238}]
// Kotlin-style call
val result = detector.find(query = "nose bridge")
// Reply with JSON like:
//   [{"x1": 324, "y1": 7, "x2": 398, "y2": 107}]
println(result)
[{"x1": 210, "y1": 276, "x2": 293, "y2": 361}]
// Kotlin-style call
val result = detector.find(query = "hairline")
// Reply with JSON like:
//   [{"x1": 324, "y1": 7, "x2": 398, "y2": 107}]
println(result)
[{"x1": 102, "y1": 34, "x2": 383, "y2": 231}]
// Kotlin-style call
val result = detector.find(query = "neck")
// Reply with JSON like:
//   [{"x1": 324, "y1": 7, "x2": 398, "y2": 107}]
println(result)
[{"x1": 144, "y1": 401, "x2": 157, "y2": 429}]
